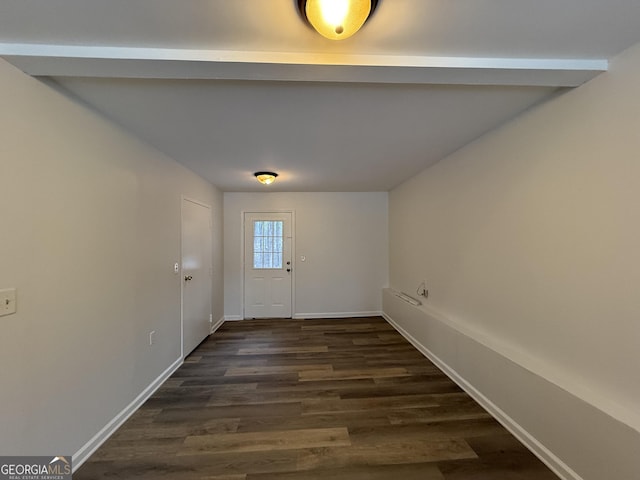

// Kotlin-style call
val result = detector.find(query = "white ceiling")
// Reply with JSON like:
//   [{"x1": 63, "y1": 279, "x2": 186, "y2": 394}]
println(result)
[{"x1": 2, "y1": 0, "x2": 640, "y2": 191}]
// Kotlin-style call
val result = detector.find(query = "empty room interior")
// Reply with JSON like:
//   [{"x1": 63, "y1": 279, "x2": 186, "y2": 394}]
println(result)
[{"x1": 1, "y1": 1, "x2": 639, "y2": 479}]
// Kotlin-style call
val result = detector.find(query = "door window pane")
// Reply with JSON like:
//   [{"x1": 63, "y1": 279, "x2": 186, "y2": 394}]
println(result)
[{"x1": 253, "y1": 220, "x2": 283, "y2": 269}]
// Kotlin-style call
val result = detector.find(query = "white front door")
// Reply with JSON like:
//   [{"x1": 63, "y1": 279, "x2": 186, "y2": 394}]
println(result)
[
  {"x1": 182, "y1": 198, "x2": 212, "y2": 356},
  {"x1": 244, "y1": 212, "x2": 293, "y2": 318}
]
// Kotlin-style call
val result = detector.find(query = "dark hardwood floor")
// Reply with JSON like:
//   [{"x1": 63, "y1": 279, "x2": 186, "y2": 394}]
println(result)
[{"x1": 75, "y1": 317, "x2": 560, "y2": 479}]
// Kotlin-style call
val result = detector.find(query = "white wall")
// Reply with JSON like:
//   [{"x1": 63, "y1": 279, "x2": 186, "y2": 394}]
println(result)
[
  {"x1": 224, "y1": 192, "x2": 388, "y2": 319},
  {"x1": 0, "y1": 59, "x2": 223, "y2": 463},
  {"x1": 387, "y1": 43, "x2": 640, "y2": 479}
]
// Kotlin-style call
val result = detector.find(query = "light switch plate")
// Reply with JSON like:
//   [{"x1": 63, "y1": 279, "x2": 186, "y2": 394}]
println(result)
[{"x1": 0, "y1": 288, "x2": 17, "y2": 316}]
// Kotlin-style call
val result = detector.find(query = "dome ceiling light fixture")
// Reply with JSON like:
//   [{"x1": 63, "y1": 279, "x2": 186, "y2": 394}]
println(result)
[
  {"x1": 254, "y1": 171, "x2": 279, "y2": 185},
  {"x1": 297, "y1": 0, "x2": 379, "y2": 41}
]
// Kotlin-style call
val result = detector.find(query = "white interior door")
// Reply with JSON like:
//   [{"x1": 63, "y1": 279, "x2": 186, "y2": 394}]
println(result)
[
  {"x1": 182, "y1": 198, "x2": 212, "y2": 356},
  {"x1": 244, "y1": 212, "x2": 292, "y2": 318}
]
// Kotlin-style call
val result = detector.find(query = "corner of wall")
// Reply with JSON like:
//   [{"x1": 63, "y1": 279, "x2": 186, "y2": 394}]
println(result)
[{"x1": 382, "y1": 289, "x2": 640, "y2": 480}]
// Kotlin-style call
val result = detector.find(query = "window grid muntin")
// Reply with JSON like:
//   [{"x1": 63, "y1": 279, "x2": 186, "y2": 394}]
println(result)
[{"x1": 253, "y1": 220, "x2": 284, "y2": 269}]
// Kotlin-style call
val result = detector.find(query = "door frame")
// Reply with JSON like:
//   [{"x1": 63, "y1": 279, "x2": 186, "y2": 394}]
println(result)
[
  {"x1": 241, "y1": 210, "x2": 295, "y2": 319},
  {"x1": 181, "y1": 195, "x2": 213, "y2": 359}
]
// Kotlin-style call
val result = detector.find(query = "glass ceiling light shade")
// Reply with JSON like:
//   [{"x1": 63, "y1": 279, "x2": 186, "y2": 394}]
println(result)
[
  {"x1": 298, "y1": 0, "x2": 378, "y2": 40},
  {"x1": 254, "y1": 171, "x2": 278, "y2": 185}
]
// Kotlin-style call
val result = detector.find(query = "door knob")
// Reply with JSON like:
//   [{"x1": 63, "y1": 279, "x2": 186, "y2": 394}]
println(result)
[
  {"x1": 286, "y1": 268, "x2": 291, "y2": 273},
  {"x1": 184, "y1": 275, "x2": 193, "y2": 281}
]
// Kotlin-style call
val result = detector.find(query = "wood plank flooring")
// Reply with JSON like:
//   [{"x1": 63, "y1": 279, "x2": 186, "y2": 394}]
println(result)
[{"x1": 75, "y1": 317, "x2": 560, "y2": 479}]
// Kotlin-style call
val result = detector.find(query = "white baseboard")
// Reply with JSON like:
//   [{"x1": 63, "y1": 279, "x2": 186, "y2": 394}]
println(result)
[
  {"x1": 227, "y1": 312, "x2": 382, "y2": 320},
  {"x1": 72, "y1": 356, "x2": 183, "y2": 472},
  {"x1": 210, "y1": 316, "x2": 225, "y2": 334},
  {"x1": 293, "y1": 311, "x2": 382, "y2": 319},
  {"x1": 381, "y1": 311, "x2": 581, "y2": 480},
  {"x1": 382, "y1": 285, "x2": 640, "y2": 479}
]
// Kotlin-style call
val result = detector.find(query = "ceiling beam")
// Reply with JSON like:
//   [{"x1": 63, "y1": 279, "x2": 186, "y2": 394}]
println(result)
[{"x1": 0, "y1": 43, "x2": 607, "y2": 87}]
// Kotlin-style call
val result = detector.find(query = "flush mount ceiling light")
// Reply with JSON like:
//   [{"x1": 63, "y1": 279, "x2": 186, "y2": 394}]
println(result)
[
  {"x1": 298, "y1": 0, "x2": 379, "y2": 40},
  {"x1": 254, "y1": 171, "x2": 278, "y2": 185}
]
